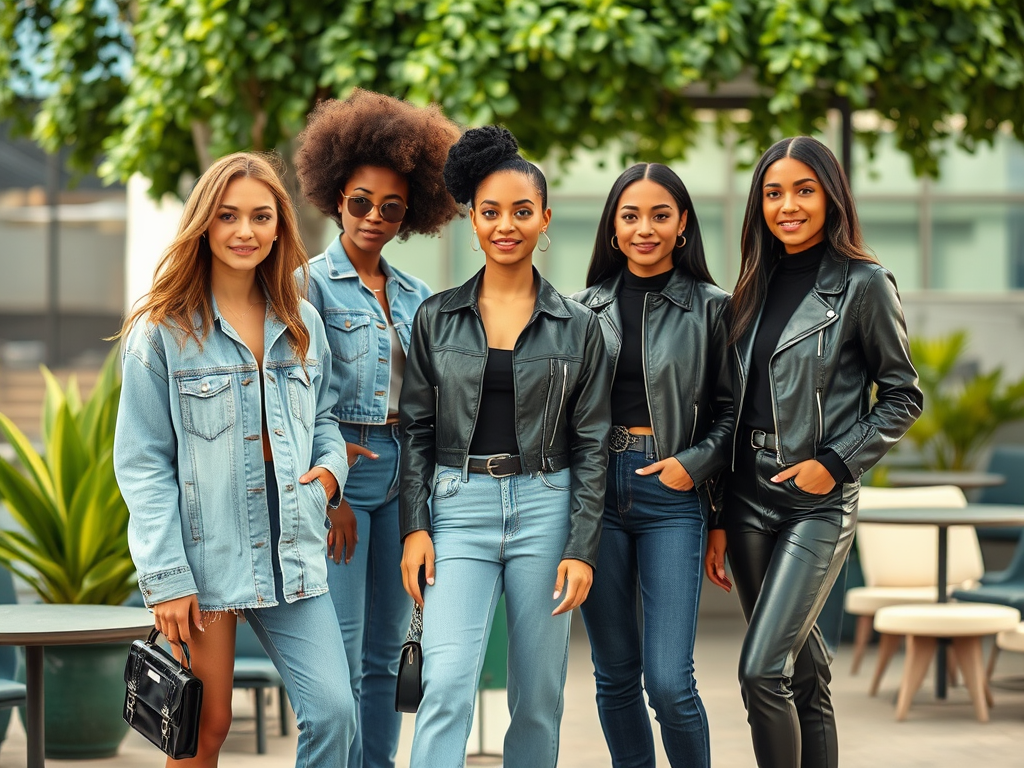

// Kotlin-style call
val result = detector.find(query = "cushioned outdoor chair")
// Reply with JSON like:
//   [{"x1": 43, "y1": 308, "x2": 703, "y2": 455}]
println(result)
[
  {"x1": 976, "y1": 445, "x2": 1024, "y2": 542},
  {"x1": 0, "y1": 567, "x2": 27, "y2": 755}
]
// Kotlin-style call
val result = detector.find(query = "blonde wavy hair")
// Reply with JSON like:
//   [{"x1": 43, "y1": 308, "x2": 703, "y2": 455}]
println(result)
[{"x1": 119, "y1": 152, "x2": 310, "y2": 359}]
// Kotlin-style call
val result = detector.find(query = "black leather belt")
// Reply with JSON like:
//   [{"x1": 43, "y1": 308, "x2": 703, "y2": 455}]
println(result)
[
  {"x1": 750, "y1": 429, "x2": 778, "y2": 451},
  {"x1": 609, "y1": 426, "x2": 656, "y2": 455},
  {"x1": 466, "y1": 454, "x2": 523, "y2": 478}
]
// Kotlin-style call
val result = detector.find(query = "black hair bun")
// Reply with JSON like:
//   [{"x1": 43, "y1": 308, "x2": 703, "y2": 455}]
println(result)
[{"x1": 443, "y1": 125, "x2": 520, "y2": 204}]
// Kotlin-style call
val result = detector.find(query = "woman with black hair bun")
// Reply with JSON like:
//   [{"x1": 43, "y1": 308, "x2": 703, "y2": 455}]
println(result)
[
  {"x1": 716, "y1": 136, "x2": 922, "y2": 767},
  {"x1": 398, "y1": 125, "x2": 611, "y2": 767},
  {"x1": 574, "y1": 163, "x2": 733, "y2": 768},
  {"x1": 294, "y1": 89, "x2": 460, "y2": 768}
]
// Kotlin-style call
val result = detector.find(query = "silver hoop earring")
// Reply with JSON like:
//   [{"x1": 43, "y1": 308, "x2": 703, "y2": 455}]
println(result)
[
  {"x1": 538, "y1": 231, "x2": 551, "y2": 253},
  {"x1": 676, "y1": 234, "x2": 687, "y2": 248},
  {"x1": 471, "y1": 230, "x2": 480, "y2": 252},
  {"x1": 611, "y1": 235, "x2": 620, "y2": 251},
  {"x1": 273, "y1": 236, "x2": 278, "y2": 242}
]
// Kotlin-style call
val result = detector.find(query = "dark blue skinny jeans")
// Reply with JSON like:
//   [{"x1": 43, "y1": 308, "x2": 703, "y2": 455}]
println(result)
[{"x1": 580, "y1": 450, "x2": 710, "y2": 768}]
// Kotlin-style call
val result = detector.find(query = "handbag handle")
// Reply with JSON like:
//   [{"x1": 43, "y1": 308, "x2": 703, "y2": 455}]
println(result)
[{"x1": 146, "y1": 627, "x2": 194, "y2": 671}]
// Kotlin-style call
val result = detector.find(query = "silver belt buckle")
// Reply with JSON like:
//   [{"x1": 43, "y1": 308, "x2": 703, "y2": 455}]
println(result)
[
  {"x1": 609, "y1": 426, "x2": 635, "y2": 453},
  {"x1": 485, "y1": 453, "x2": 516, "y2": 478},
  {"x1": 751, "y1": 430, "x2": 766, "y2": 450}
]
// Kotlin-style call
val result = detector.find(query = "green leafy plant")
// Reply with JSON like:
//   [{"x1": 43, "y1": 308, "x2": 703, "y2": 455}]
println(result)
[
  {"x1": 0, "y1": 348, "x2": 135, "y2": 604},
  {"x1": 906, "y1": 331, "x2": 1024, "y2": 471}
]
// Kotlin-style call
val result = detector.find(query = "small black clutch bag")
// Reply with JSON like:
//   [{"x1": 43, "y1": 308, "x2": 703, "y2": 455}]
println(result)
[
  {"x1": 395, "y1": 601, "x2": 423, "y2": 713},
  {"x1": 123, "y1": 628, "x2": 203, "y2": 759}
]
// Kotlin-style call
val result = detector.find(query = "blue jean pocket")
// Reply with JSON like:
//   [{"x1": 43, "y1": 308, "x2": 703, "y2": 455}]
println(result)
[{"x1": 433, "y1": 469, "x2": 462, "y2": 499}]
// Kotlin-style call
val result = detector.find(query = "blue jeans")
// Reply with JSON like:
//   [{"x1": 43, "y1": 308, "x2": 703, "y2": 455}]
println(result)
[
  {"x1": 326, "y1": 424, "x2": 411, "y2": 768},
  {"x1": 580, "y1": 451, "x2": 710, "y2": 768},
  {"x1": 410, "y1": 465, "x2": 573, "y2": 768},
  {"x1": 244, "y1": 464, "x2": 356, "y2": 767}
]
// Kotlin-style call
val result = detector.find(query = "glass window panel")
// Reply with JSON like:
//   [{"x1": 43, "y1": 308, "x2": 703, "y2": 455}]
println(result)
[
  {"x1": 0, "y1": 218, "x2": 46, "y2": 310},
  {"x1": 930, "y1": 202, "x2": 1024, "y2": 292},
  {"x1": 539, "y1": 198, "x2": 603, "y2": 295},
  {"x1": 858, "y1": 201, "x2": 921, "y2": 291}
]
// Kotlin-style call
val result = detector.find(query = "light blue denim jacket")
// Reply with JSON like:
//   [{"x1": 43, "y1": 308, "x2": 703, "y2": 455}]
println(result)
[
  {"x1": 305, "y1": 237, "x2": 431, "y2": 424},
  {"x1": 113, "y1": 298, "x2": 348, "y2": 611}
]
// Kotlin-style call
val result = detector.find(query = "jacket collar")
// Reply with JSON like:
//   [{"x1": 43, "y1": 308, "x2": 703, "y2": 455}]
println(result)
[
  {"x1": 440, "y1": 267, "x2": 573, "y2": 319},
  {"x1": 323, "y1": 236, "x2": 416, "y2": 293},
  {"x1": 586, "y1": 266, "x2": 696, "y2": 311},
  {"x1": 811, "y1": 247, "x2": 848, "y2": 295}
]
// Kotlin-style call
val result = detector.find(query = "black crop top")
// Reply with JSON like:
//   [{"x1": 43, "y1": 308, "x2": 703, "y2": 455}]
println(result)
[{"x1": 468, "y1": 349, "x2": 519, "y2": 456}]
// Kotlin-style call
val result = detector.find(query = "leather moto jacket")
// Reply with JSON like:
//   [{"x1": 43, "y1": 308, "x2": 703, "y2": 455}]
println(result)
[
  {"x1": 574, "y1": 268, "x2": 734, "y2": 522},
  {"x1": 399, "y1": 268, "x2": 612, "y2": 567},
  {"x1": 732, "y1": 250, "x2": 923, "y2": 479}
]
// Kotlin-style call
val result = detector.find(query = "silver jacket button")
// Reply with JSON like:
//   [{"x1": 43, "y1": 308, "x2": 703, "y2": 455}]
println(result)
[{"x1": 826, "y1": 309, "x2": 836, "y2": 318}]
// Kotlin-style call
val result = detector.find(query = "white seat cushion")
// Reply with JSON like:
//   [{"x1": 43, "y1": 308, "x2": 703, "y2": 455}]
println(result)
[
  {"x1": 875, "y1": 603, "x2": 1021, "y2": 637},
  {"x1": 996, "y1": 622, "x2": 1024, "y2": 653},
  {"x1": 845, "y1": 586, "x2": 942, "y2": 614}
]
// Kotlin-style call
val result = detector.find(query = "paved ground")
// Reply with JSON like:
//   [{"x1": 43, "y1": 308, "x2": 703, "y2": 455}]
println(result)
[{"x1": 1, "y1": 609, "x2": 1022, "y2": 767}]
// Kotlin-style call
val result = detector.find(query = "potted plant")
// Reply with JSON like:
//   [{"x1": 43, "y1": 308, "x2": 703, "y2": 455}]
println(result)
[
  {"x1": 906, "y1": 331, "x2": 1024, "y2": 470},
  {"x1": 0, "y1": 347, "x2": 137, "y2": 758}
]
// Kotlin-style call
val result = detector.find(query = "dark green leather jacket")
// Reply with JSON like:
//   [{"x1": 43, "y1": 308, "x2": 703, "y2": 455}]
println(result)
[
  {"x1": 398, "y1": 268, "x2": 612, "y2": 568},
  {"x1": 731, "y1": 251, "x2": 923, "y2": 479},
  {"x1": 574, "y1": 268, "x2": 734, "y2": 523}
]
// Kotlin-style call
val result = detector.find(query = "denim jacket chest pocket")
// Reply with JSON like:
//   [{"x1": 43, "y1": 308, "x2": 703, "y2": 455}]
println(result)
[
  {"x1": 178, "y1": 374, "x2": 235, "y2": 440},
  {"x1": 285, "y1": 366, "x2": 315, "y2": 430},
  {"x1": 326, "y1": 312, "x2": 373, "y2": 363}
]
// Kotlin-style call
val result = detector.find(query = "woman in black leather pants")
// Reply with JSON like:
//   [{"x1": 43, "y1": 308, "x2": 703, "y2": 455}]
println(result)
[{"x1": 704, "y1": 137, "x2": 922, "y2": 768}]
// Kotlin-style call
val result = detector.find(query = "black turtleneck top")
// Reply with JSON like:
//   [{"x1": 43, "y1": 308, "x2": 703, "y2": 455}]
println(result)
[
  {"x1": 742, "y1": 241, "x2": 849, "y2": 483},
  {"x1": 610, "y1": 268, "x2": 673, "y2": 427}
]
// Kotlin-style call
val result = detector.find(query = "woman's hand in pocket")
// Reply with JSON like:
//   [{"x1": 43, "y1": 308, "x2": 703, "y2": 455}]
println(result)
[
  {"x1": 771, "y1": 459, "x2": 835, "y2": 495},
  {"x1": 299, "y1": 466, "x2": 339, "y2": 503},
  {"x1": 327, "y1": 500, "x2": 358, "y2": 564},
  {"x1": 635, "y1": 457, "x2": 694, "y2": 491},
  {"x1": 347, "y1": 442, "x2": 378, "y2": 467}
]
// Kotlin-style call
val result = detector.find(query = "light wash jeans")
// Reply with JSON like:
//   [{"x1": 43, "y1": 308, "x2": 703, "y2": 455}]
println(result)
[
  {"x1": 580, "y1": 450, "x2": 710, "y2": 768},
  {"x1": 410, "y1": 465, "x2": 573, "y2": 768},
  {"x1": 326, "y1": 424, "x2": 411, "y2": 768},
  {"x1": 244, "y1": 463, "x2": 356, "y2": 768}
]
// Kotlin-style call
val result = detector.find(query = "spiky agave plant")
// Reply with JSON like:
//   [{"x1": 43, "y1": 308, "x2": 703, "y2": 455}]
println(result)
[{"x1": 0, "y1": 348, "x2": 136, "y2": 604}]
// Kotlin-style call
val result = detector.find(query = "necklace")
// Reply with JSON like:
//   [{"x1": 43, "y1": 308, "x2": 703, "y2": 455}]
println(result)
[{"x1": 221, "y1": 296, "x2": 264, "y2": 322}]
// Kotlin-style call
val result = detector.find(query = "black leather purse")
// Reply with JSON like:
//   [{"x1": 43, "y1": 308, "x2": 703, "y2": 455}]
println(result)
[
  {"x1": 395, "y1": 601, "x2": 423, "y2": 712},
  {"x1": 123, "y1": 628, "x2": 203, "y2": 759}
]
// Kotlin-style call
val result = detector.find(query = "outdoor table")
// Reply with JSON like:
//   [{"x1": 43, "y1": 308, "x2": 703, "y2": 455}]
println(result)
[
  {"x1": 0, "y1": 604, "x2": 153, "y2": 768},
  {"x1": 886, "y1": 471, "x2": 1005, "y2": 490},
  {"x1": 856, "y1": 504, "x2": 1024, "y2": 700}
]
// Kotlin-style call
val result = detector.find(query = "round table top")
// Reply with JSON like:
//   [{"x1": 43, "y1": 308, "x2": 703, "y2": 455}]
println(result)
[
  {"x1": 858, "y1": 503, "x2": 1024, "y2": 527},
  {"x1": 0, "y1": 605, "x2": 154, "y2": 646},
  {"x1": 886, "y1": 470, "x2": 1006, "y2": 489}
]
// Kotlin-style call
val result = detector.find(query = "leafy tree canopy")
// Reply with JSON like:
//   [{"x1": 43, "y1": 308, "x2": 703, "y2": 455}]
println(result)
[{"x1": 3, "y1": 0, "x2": 1023, "y2": 198}]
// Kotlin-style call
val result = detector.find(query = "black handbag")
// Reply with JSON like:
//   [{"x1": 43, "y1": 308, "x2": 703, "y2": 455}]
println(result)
[
  {"x1": 395, "y1": 600, "x2": 424, "y2": 713},
  {"x1": 123, "y1": 628, "x2": 203, "y2": 759}
]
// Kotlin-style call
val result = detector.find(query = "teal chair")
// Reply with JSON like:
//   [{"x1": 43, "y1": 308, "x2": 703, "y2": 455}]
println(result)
[
  {"x1": 976, "y1": 446, "x2": 1024, "y2": 542},
  {"x1": 233, "y1": 620, "x2": 289, "y2": 754},
  {"x1": 0, "y1": 567, "x2": 27, "y2": 755}
]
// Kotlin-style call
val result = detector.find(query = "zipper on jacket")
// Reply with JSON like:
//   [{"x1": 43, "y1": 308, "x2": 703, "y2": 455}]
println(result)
[
  {"x1": 689, "y1": 402, "x2": 699, "y2": 446},
  {"x1": 550, "y1": 361, "x2": 568, "y2": 448},
  {"x1": 815, "y1": 329, "x2": 824, "y2": 445},
  {"x1": 640, "y1": 295, "x2": 661, "y2": 457}
]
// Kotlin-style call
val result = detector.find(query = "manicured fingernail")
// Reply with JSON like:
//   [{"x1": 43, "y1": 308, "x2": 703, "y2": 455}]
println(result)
[
  {"x1": 771, "y1": 475, "x2": 780, "y2": 482},
  {"x1": 634, "y1": 469, "x2": 643, "y2": 474},
  {"x1": 371, "y1": 453, "x2": 379, "y2": 458},
  {"x1": 427, "y1": 577, "x2": 435, "y2": 585},
  {"x1": 553, "y1": 591, "x2": 560, "y2": 599}
]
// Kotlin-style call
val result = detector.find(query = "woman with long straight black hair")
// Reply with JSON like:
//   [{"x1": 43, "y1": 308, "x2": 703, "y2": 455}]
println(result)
[
  {"x1": 575, "y1": 163, "x2": 734, "y2": 768},
  {"x1": 709, "y1": 137, "x2": 922, "y2": 767}
]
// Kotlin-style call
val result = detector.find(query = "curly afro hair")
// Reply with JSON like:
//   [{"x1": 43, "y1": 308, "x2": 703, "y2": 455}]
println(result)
[
  {"x1": 443, "y1": 125, "x2": 548, "y2": 208},
  {"x1": 295, "y1": 89, "x2": 462, "y2": 239}
]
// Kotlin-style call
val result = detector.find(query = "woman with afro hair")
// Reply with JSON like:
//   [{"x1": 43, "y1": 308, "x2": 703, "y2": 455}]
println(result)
[
  {"x1": 294, "y1": 89, "x2": 460, "y2": 768},
  {"x1": 398, "y1": 126, "x2": 611, "y2": 766}
]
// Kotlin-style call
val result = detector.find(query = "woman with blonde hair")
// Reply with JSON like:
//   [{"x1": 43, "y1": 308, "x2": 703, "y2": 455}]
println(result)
[{"x1": 114, "y1": 151, "x2": 356, "y2": 767}]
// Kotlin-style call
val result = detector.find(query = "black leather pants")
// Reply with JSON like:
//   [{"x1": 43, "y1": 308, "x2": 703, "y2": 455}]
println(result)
[{"x1": 724, "y1": 442, "x2": 857, "y2": 768}]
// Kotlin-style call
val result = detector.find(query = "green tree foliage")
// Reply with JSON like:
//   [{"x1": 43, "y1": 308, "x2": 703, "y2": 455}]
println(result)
[{"x1": 3, "y1": 0, "x2": 1024, "y2": 198}]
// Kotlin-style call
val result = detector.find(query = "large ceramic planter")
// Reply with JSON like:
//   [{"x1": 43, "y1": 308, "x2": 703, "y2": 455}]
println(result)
[{"x1": 19, "y1": 643, "x2": 131, "y2": 759}]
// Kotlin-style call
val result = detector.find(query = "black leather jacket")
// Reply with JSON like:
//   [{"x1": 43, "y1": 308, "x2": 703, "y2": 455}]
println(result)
[
  {"x1": 574, "y1": 268, "x2": 734, "y2": 522},
  {"x1": 399, "y1": 268, "x2": 612, "y2": 567},
  {"x1": 731, "y1": 250, "x2": 923, "y2": 479}
]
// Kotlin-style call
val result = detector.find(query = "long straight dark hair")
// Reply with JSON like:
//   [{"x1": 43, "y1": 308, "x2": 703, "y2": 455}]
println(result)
[
  {"x1": 728, "y1": 136, "x2": 877, "y2": 344},
  {"x1": 585, "y1": 163, "x2": 716, "y2": 287}
]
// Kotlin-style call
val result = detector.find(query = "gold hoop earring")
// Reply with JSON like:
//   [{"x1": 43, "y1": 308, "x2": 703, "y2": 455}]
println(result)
[
  {"x1": 471, "y1": 230, "x2": 480, "y2": 252},
  {"x1": 676, "y1": 234, "x2": 687, "y2": 248},
  {"x1": 538, "y1": 231, "x2": 551, "y2": 253},
  {"x1": 611, "y1": 235, "x2": 620, "y2": 251}
]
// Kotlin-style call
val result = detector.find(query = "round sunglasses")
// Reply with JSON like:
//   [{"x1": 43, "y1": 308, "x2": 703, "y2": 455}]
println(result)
[{"x1": 341, "y1": 194, "x2": 407, "y2": 223}]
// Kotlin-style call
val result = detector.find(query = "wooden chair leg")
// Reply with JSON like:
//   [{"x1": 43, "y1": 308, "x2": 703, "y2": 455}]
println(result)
[
  {"x1": 947, "y1": 644, "x2": 960, "y2": 688},
  {"x1": 255, "y1": 688, "x2": 268, "y2": 754},
  {"x1": 986, "y1": 643, "x2": 1000, "y2": 682},
  {"x1": 951, "y1": 636, "x2": 990, "y2": 722},
  {"x1": 278, "y1": 685, "x2": 289, "y2": 735},
  {"x1": 870, "y1": 633, "x2": 902, "y2": 696},
  {"x1": 896, "y1": 635, "x2": 937, "y2": 721},
  {"x1": 851, "y1": 615, "x2": 873, "y2": 674}
]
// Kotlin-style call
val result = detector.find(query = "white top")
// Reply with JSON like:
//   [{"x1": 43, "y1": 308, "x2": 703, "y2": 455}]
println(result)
[{"x1": 388, "y1": 322, "x2": 406, "y2": 417}]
